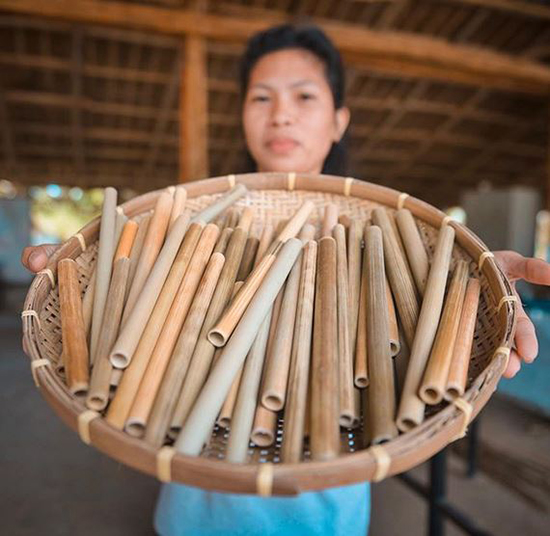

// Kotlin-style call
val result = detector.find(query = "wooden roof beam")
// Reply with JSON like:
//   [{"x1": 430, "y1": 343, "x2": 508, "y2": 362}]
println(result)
[{"x1": 2, "y1": 0, "x2": 550, "y2": 95}]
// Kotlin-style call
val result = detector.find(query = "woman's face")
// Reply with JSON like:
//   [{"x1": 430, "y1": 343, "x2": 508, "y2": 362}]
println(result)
[{"x1": 242, "y1": 48, "x2": 350, "y2": 174}]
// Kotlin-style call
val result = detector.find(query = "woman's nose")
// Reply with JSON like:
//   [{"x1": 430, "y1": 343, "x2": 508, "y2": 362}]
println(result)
[{"x1": 270, "y1": 96, "x2": 295, "y2": 126}]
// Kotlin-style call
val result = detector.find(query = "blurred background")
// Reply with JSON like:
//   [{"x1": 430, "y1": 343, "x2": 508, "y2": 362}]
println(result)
[{"x1": 0, "y1": 1, "x2": 549, "y2": 535}]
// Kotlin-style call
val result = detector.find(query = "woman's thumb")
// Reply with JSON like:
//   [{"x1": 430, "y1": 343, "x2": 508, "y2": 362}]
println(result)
[{"x1": 21, "y1": 244, "x2": 60, "y2": 273}]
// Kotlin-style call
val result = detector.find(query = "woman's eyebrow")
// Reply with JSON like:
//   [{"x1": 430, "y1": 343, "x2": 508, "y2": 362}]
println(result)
[{"x1": 249, "y1": 80, "x2": 318, "y2": 90}]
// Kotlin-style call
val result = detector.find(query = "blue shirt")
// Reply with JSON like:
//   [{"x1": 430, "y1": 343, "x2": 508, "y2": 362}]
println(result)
[{"x1": 154, "y1": 481, "x2": 370, "y2": 536}]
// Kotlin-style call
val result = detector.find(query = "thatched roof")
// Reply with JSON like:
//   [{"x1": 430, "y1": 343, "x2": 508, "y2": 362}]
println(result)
[{"x1": 0, "y1": 0, "x2": 549, "y2": 207}]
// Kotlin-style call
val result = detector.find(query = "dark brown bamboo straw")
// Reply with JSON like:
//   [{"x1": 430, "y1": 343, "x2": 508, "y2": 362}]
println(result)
[
  {"x1": 372, "y1": 207, "x2": 419, "y2": 347},
  {"x1": 281, "y1": 239, "x2": 318, "y2": 462},
  {"x1": 365, "y1": 226, "x2": 398, "y2": 444},
  {"x1": 386, "y1": 277, "x2": 400, "y2": 357},
  {"x1": 310, "y1": 236, "x2": 340, "y2": 461},
  {"x1": 58, "y1": 258, "x2": 89, "y2": 395},
  {"x1": 444, "y1": 278, "x2": 481, "y2": 401},
  {"x1": 347, "y1": 219, "x2": 363, "y2": 363},
  {"x1": 419, "y1": 260, "x2": 469, "y2": 405}
]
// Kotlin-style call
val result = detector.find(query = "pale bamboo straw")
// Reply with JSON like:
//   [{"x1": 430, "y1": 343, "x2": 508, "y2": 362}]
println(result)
[
  {"x1": 396, "y1": 225, "x2": 455, "y2": 432},
  {"x1": 169, "y1": 186, "x2": 187, "y2": 232},
  {"x1": 333, "y1": 223, "x2": 356, "y2": 427},
  {"x1": 89, "y1": 187, "x2": 117, "y2": 364},
  {"x1": 281, "y1": 239, "x2": 318, "y2": 463},
  {"x1": 143, "y1": 252, "x2": 225, "y2": 446},
  {"x1": 114, "y1": 207, "x2": 128, "y2": 253},
  {"x1": 348, "y1": 219, "x2": 363, "y2": 362},
  {"x1": 174, "y1": 238, "x2": 303, "y2": 456},
  {"x1": 354, "y1": 224, "x2": 369, "y2": 388},
  {"x1": 86, "y1": 257, "x2": 131, "y2": 411},
  {"x1": 444, "y1": 278, "x2": 480, "y2": 401},
  {"x1": 226, "y1": 307, "x2": 273, "y2": 463},
  {"x1": 190, "y1": 184, "x2": 247, "y2": 224},
  {"x1": 372, "y1": 208, "x2": 419, "y2": 347},
  {"x1": 109, "y1": 368, "x2": 123, "y2": 388},
  {"x1": 105, "y1": 222, "x2": 203, "y2": 429},
  {"x1": 127, "y1": 214, "x2": 151, "y2": 298},
  {"x1": 124, "y1": 224, "x2": 220, "y2": 436},
  {"x1": 365, "y1": 226, "x2": 398, "y2": 444},
  {"x1": 386, "y1": 277, "x2": 400, "y2": 357},
  {"x1": 310, "y1": 237, "x2": 340, "y2": 461},
  {"x1": 419, "y1": 260, "x2": 469, "y2": 405},
  {"x1": 250, "y1": 408, "x2": 278, "y2": 447},
  {"x1": 122, "y1": 191, "x2": 173, "y2": 325},
  {"x1": 321, "y1": 203, "x2": 338, "y2": 237},
  {"x1": 58, "y1": 259, "x2": 89, "y2": 395},
  {"x1": 395, "y1": 209, "x2": 429, "y2": 296},
  {"x1": 168, "y1": 213, "x2": 253, "y2": 434},
  {"x1": 208, "y1": 202, "x2": 314, "y2": 347},
  {"x1": 110, "y1": 213, "x2": 190, "y2": 368}
]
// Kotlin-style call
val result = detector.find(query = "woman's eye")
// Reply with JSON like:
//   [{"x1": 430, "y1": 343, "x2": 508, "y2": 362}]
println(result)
[
  {"x1": 299, "y1": 93, "x2": 315, "y2": 101},
  {"x1": 251, "y1": 95, "x2": 269, "y2": 103}
]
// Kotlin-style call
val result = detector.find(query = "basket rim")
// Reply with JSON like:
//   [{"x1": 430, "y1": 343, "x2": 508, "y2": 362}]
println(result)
[{"x1": 21, "y1": 172, "x2": 517, "y2": 495}]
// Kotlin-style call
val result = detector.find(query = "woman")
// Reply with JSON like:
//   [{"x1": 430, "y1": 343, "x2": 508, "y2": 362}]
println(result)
[{"x1": 22, "y1": 24, "x2": 549, "y2": 536}]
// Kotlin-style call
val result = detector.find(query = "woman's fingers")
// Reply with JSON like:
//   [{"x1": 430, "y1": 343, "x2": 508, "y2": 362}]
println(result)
[
  {"x1": 513, "y1": 297, "x2": 538, "y2": 364},
  {"x1": 503, "y1": 350, "x2": 522, "y2": 379},
  {"x1": 21, "y1": 244, "x2": 60, "y2": 273},
  {"x1": 495, "y1": 250, "x2": 550, "y2": 285}
]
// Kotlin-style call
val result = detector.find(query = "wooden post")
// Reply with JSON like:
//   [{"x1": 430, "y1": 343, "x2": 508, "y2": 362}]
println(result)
[{"x1": 179, "y1": 35, "x2": 208, "y2": 183}]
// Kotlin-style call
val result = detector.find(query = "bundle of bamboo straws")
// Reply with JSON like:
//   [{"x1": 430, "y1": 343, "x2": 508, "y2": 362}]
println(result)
[{"x1": 56, "y1": 183, "x2": 480, "y2": 464}]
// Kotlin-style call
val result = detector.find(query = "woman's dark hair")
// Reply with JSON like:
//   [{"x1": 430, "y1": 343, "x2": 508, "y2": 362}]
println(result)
[{"x1": 239, "y1": 24, "x2": 348, "y2": 176}]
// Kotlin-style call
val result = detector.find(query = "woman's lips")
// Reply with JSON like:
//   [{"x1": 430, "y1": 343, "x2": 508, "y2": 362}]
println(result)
[{"x1": 266, "y1": 138, "x2": 299, "y2": 154}]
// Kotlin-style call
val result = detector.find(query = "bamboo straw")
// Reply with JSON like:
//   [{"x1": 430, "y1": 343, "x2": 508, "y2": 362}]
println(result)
[
  {"x1": 86, "y1": 257, "x2": 131, "y2": 411},
  {"x1": 127, "y1": 214, "x2": 151, "y2": 298},
  {"x1": 365, "y1": 226, "x2": 398, "y2": 444},
  {"x1": 82, "y1": 268, "x2": 96, "y2": 340},
  {"x1": 190, "y1": 184, "x2": 247, "y2": 224},
  {"x1": 217, "y1": 359, "x2": 244, "y2": 429},
  {"x1": 419, "y1": 260, "x2": 469, "y2": 405},
  {"x1": 124, "y1": 224, "x2": 220, "y2": 436},
  {"x1": 354, "y1": 224, "x2": 369, "y2": 388},
  {"x1": 208, "y1": 202, "x2": 314, "y2": 347},
  {"x1": 214, "y1": 227, "x2": 233, "y2": 255},
  {"x1": 114, "y1": 207, "x2": 128, "y2": 252},
  {"x1": 395, "y1": 209, "x2": 429, "y2": 296},
  {"x1": 169, "y1": 186, "x2": 187, "y2": 231},
  {"x1": 372, "y1": 207, "x2": 419, "y2": 347},
  {"x1": 310, "y1": 237, "x2": 340, "y2": 461},
  {"x1": 122, "y1": 191, "x2": 173, "y2": 325},
  {"x1": 281, "y1": 239, "x2": 318, "y2": 463},
  {"x1": 174, "y1": 238, "x2": 303, "y2": 456},
  {"x1": 348, "y1": 219, "x2": 363, "y2": 362},
  {"x1": 321, "y1": 203, "x2": 338, "y2": 237},
  {"x1": 58, "y1": 259, "x2": 89, "y2": 395},
  {"x1": 250, "y1": 408, "x2": 278, "y2": 447},
  {"x1": 333, "y1": 224, "x2": 356, "y2": 427},
  {"x1": 396, "y1": 225, "x2": 455, "y2": 432},
  {"x1": 394, "y1": 328, "x2": 410, "y2": 400},
  {"x1": 386, "y1": 277, "x2": 400, "y2": 357},
  {"x1": 109, "y1": 368, "x2": 123, "y2": 388},
  {"x1": 143, "y1": 252, "x2": 225, "y2": 446},
  {"x1": 105, "y1": 222, "x2": 203, "y2": 429},
  {"x1": 89, "y1": 187, "x2": 117, "y2": 364},
  {"x1": 168, "y1": 215, "x2": 253, "y2": 433},
  {"x1": 226, "y1": 308, "x2": 273, "y2": 463},
  {"x1": 445, "y1": 278, "x2": 481, "y2": 401},
  {"x1": 110, "y1": 213, "x2": 190, "y2": 368},
  {"x1": 221, "y1": 208, "x2": 239, "y2": 231},
  {"x1": 236, "y1": 235, "x2": 260, "y2": 281},
  {"x1": 114, "y1": 220, "x2": 139, "y2": 260}
]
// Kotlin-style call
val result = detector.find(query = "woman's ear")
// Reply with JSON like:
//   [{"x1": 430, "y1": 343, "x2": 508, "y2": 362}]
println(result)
[{"x1": 334, "y1": 106, "x2": 351, "y2": 142}]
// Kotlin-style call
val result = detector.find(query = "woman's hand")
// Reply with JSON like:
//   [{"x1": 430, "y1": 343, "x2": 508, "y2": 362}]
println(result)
[
  {"x1": 494, "y1": 251, "x2": 550, "y2": 379},
  {"x1": 21, "y1": 244, "x2": 60, "y2": 273}
]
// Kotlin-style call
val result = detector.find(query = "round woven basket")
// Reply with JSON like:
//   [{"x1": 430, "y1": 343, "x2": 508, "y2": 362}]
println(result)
[{"x1": 22, "y1": 172, "x2": 516, "y2": 495}]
